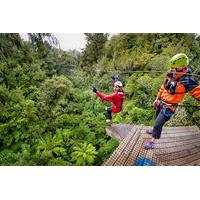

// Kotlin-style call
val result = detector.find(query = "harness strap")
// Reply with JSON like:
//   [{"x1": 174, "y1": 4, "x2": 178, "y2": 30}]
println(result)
[
  {"x1": 114, "y1": 92, "x2": 124, "y2": 110},
  {"x1": 159, "y1": 100, "x2": 178, "y2": 112},
  {"x1": 165, "y1": 67, "x2": 190, "y2": 95}
]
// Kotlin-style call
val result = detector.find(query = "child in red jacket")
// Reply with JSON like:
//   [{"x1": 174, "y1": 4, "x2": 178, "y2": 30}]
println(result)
[{"x1": 92, "y1": 76, "x2": 125, "y2": 123}]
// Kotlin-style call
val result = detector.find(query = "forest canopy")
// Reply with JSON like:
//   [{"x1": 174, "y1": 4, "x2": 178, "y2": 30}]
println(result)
[{"x1": 0, "y1": 33, "x2": 199, "y2": 165}]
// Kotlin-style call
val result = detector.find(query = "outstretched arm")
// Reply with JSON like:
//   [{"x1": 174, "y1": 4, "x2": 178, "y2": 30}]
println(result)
[
  {"x1": 189, "y1": 85, "x2": 200, "y2": 101},
  {"x1": 92, "y1": 85, "x2": 117, "y2": 102},
  {"x1": 96, "y1": 91, "x2": 117, "y2": 103},
  {"x1": 185, "y1": 76, "x2": 200, "y2": 101}
]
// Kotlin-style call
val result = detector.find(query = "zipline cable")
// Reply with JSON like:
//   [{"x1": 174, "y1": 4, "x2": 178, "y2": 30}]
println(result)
[
  {"x1": 94, "y1": 69, "x2": 200, "y2": 108},
  {"x1": 96, "y1": 69, "x2": 200, "y2": 78}
]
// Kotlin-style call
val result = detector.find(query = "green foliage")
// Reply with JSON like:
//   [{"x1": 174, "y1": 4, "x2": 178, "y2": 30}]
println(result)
[
  {"x1": 0, "y1": 150, "x2": 19, "y2": 166},
  {"x1": 80, "y1": 33, "x2": 108, "y2": 68},
  {"x1": 71, "y1": 143, "x2": 97, "y2": 165},
  {"x1": 0, "y1": 33, "x2": 22, "y2": 60},
  {"x1": 47, "y1": 158, "x2": 72, "y2": 166},
  {"x1": 38, "y1": 75, "x2": 72, "y2": 107},
  {"x1": 97, "y1": 33, "x2": 200, "y2": 127},
  {"x1": 1, "y1": 33, "x2": 200, "y2": 166},
  {"x1": 97, "y1": 139, "x2": 119, "y2": 164},
  {"x1": 167, "y1": 108, "x2": 189, "y2": 127},
  {"x1": 27, "y1": 33, "x2": 58, "y2": 58},
  {"x1": 192, "y1": 110, "x2": 200, "y2": 126}
]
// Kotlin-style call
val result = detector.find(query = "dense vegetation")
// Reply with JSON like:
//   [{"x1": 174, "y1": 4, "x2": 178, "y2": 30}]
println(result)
[
  {"x1": 90, "y1": 33, "x2": 200, "y2": 127},
  {"x1": 0, "y1": 33, "x2": 199, "y2": 165}
]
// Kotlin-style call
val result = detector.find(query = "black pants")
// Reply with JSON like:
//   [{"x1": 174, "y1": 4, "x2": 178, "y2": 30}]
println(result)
[
  {"x1": 107, "y1": 107, "x2": 112, "y2": 120},
  {"x1": 152, "y1": 107, "x2": 175, "y2": 139}
]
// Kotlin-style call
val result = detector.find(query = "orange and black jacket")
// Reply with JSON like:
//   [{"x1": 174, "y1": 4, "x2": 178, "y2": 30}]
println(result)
[{"x1": 157, "y1": 67, "x2": 200, "y2": 104}]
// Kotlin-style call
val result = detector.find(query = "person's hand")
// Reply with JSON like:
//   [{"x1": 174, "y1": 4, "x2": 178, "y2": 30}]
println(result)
[
  {"x1": 92, "y1": 86, "x2": 97, "y2": 93},
  {"x1": 111, "y1": 76, "x2": 116, "y2": 81},
  {"x1": 153, "y1": 99, "x2": 159, "y2": 110},
  {"x1": 111, "y1": 75, "x2": 120, "y2": 81},
  {"x1": 115, "y1": 75, "x2": 120, "y2": 81}
]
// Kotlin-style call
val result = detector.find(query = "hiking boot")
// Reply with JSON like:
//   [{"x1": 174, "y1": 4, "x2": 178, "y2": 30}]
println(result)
[
  {"x1": 146, "y1": 128, "x2": 153, "y2": 135},
  {"x1": 145, "y1": 141, "x2": 154, "y2": 150}
]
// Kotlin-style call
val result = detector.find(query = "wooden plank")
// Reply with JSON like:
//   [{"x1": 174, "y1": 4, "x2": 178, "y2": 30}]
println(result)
[
  {"x1": 113, "y1": 125, "x2": 143, "y2": 166},
  {"x1": 105, "y1": 127, "x2": 122, "y2": 142},
  {"x1": 163, "y1": 149, "x2": 200, "y2": 166},
  {"x1": 141, "y1": 126, "x2": 198, "y2": 135},
  {"x1": 154, "y1": 137, "x2": 200, "y2": 149},
  {"x1": 125, "y1": 128, "x2": 150, "y2": 166},
  {"x1": 185, "y1": 158, "x2": 200, "y2": 166},
  {"x1": 104, "y1": 126, "x2": 139, "y2": 165},
  {"x1": 156, "y1": 134, "x2": 200, "y2": 143},
  {"x1": 162, "y1": 126, "x2": 199, "y2": 131},
  {"x1": 105, "y1": 124, "x2": 134, "y2": 141},
  {"x1": 104, "y1": 125, "x2": 200, "y2": 166},
  {"x1": 154, "y1": 142, "x2": 200, "y2": 155},
  {"x1": 156, "y1": 131, "x2": 200, "y2": 139},
  {"x1": 155, "y1": 147, "x2": 200, "y2": 162},
  {"x1": 142, "y1": 129, "x2": 200, "y2": 140}
]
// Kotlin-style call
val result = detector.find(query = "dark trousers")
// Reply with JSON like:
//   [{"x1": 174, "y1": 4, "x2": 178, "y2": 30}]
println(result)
[
  {"x1": 107, "y1": 107, "x2": 112, "y2": 120},
  {"x1": 152, "y1": 107, "x2": 175, "y2": 139}
]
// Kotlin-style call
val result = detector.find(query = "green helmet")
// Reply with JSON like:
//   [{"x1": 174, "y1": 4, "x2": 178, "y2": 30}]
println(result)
[{"x1": 169, "y1": 53, "x2": 189, "y2": 68}]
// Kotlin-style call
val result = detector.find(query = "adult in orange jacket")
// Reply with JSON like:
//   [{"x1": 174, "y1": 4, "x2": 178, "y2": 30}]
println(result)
[
  {"x1": 145, "y1": 53, "x2": 200, "y2": 149},
  {"x1": 92, "y1": 75, "x2": 125, "y2": 123}
]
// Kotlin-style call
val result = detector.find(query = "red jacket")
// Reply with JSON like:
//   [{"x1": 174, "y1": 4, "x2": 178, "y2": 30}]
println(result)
[{"x1": 96, "y1": 90, "x2": 125, "y2": 113}]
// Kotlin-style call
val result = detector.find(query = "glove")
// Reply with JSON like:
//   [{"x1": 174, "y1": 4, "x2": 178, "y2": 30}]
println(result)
[
  {"x1": 115, "y1": 75, "x2": 120, "y2": 81},
  {"x1": 111, "y1": 75, "x2": 120, "y2": 81},
  {"x1": 111, "y1": 76, "x2": 116, "y2": 81},
  {"x1": 92, "y1": 86, "x2": 97, "y2": 93},
  {"x1": 153, "y1": 99, "x2": 159, "y2": 110}
]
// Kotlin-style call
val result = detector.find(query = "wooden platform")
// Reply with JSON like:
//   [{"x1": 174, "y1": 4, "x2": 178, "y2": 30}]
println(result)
[
  {"x1": 104, "y1": 125, "x2": 200, "y2": 166},
  {"x1": 105, "y1": 124, "x2": 134, "y2": 141}
]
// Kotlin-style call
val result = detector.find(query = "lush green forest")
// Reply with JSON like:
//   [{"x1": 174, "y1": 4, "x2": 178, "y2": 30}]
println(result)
[{"x1": 0, "y1": 33, "x2": 200, "y2": 165}]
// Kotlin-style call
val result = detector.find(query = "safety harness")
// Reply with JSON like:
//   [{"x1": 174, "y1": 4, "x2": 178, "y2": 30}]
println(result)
[
  {"x1": 164, "y1": 67, "x2": 190, "y2": 94},
  {"x1": 115, "y1": 91, "x2": 124, "y2": 111},
  {"x1": 158, "y1": 100, "x2": 178, "y2": 117},
  {"x1": 164, "y1": 67, "x2": 191, "y2": 94},
  {"x1": 159, "y1": 67, "x2": 190, "y2": 116}
]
